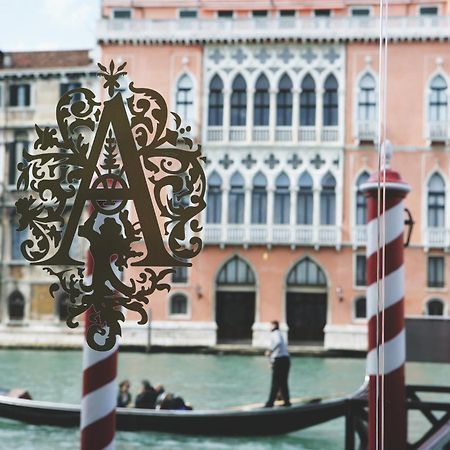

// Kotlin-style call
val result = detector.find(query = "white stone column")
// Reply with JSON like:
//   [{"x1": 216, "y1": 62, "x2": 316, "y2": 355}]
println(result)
[
  {"x1": 292, "y1": 88, "x2": 300, "y2": 144},
  {"x1": 269, "y1": 88, "x2": 277, "y2": 143},
  {"x1": 223, "y1": 88, "x2": 231, "y2": 144}
]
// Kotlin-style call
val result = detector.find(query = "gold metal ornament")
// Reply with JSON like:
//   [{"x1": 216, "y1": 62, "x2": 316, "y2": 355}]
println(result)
[{"x1": 16, "y1": 61, "x2": 206, "y2": 351}]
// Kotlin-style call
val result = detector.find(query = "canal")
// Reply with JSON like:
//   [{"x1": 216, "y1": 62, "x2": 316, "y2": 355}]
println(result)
[{"x1": 0, "y1": 350, "x2": 448, "y2": 449}]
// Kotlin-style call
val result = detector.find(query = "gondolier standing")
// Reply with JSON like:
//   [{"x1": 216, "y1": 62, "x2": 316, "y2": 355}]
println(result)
[{"x1": 264, "y1": 321, "x2": 291, "y2": 408}]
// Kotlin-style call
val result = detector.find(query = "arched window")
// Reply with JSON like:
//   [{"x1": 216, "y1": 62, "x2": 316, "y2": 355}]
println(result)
[
  {"x1": 208, "y1": 75, "x2": 224, "y2": 126},
  {"x1": 427, "y1": 173, "x2": 445, "y2": 227},
  {"x1": 354, "y1": 297, "x2": 367, "y2": 319},
  {"x1": 425, "y1": 298, "x2": 445, "y2": 316},
  {"x1": 170, "y1": 293, "x2": 188, "y2": 316},
  {"x1": 274, "y1": 172, "x2": 290, "y2": 224},
  {"x1": 323, "y1": 74, "x2": 338, "y2": 126},
  {"x1": 356, "y1": 171, "x2": 370, "y2": 225},
  {"x1": 251, "y1": 172, "x2": 267, "y2": 224},
  {"x1": 57, "y1": 293, "x2": 71, "y2": 321},
  {"x1": 228, "y1": 172, "x2": 245, "y2": 223},
  {"x1": 176, "y1": 74, "x2": 194, "y2": 125},
  {"x1": 217, "y1": 255, "x2": 256, "y2": 285},
  {"x1": 287, "y1": 257, "x2": 326, "y2": 286},
  {"x1": 429, "y1": 75, "x2": 448, "y2": 122},
  {"x1": 300, "y1": 75, "x2": 316, "y2": 126},
  {"x1": 230, "y1": 75, "x2": 247, "y2": 126},
  {"x1": 297, "y1": 172, "x2": 313, "y2": 225},
  {"x1": 207, "y1": 171, "x2": 222, "y2": 224},
  {"x1": 253, "y1": 74, "x2": 270, "y2": 126},
  {"x1": 277, "y1": 74, "x2": 293, "y2": 126},
  {"x1": 320, "y1": 171, "x2": 336, "y2": 225},
  {"x1": 358, "y1": 74, "x2": 376, "y2": 121},
  {"x1": 8, "y1": 290, "x2": 25, "y2": 321}
]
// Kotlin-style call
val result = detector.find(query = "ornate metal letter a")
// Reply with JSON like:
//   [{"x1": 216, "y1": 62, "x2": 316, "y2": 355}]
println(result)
[{"x1": 16, "y1": 61, "x2": 206, "y2": 350}]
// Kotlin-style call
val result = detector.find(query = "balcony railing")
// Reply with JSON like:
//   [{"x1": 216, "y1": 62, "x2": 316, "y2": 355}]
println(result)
[
  {"x1": 203, "y1": 224, "x2": 340, "y2": 247},
  {"x1": 322, "y1": 126, "x2": 339, "y2": 142},
  {"x1": 428, "y1": 122, "x2": 449, "y2": 142},
  {"x1": 425, "y1": 228, "x2": 449, "y2": 248},
  {"x1": 275, "y1": 126, "x2": 292, "y2": 142},
  {"x1": 353, "y1": 225, "x2": 367, "y2": 247},
  {"x1": 357, "y1": 121, "x2": 377, "y2": 142},
  {"x1": 207, "y1": 126, "x2": 223, "y2": 142},
  {"x1": 98, "y1": 16, "x2": 450, "y2": 44},
  {"x1": 252, "y1": 126, "x2": 270, "y2": 142},
  {"x1": 229, "y1": 126, "x2": 246, "y2": 142},
  {"x1": 298, "y1": 126, "x2": 316, "y2": 142}
]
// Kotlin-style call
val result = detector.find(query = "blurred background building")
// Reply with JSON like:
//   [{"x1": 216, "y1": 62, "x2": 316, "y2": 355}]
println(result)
[{"x1": 1, "y1": 0, "x2": 449, "y2": 350}]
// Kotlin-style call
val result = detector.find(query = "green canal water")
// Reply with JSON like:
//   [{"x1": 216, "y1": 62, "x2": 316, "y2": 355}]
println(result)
[{"x1": 0, "y1": 350, "x2": 448, "y2": 449}]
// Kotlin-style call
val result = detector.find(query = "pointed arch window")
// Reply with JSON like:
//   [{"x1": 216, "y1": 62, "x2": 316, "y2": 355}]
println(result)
[
  {"x1": 287, "y1": 257, "x2": 326, "y2": 286},
  {"x1": 274, "y1": 172, "x2": 290, "y2": 224},
  {"x1": 254, "y1": 74, "x2": 270, "y2": 126},
  {"x1": 208, "y1": 75, "x2": 224, "y2": 126},
  {"x1": 300, "y1": 75, "x2": 316, "y2": 126},
  {"x1": 176, "y1": 74, "x2": 194, "y2": 126},
  {"x1": 230, "y1": 75, "x2": 247, "y2": 126},
  {"x1": 297, "y1": 172, "x2": 313, "y2": 225},
  {"x1": 251, "y1": 172, "x2": 267, "y2": 224},
  {"x1": 217, "y1": 255, "x2": 256, "y2": 286},
  {"x1": 427, "y1": 173, "x2": 445, "y2": 228},
  {"x1": 358, "y1": 74, "x2": 376, "y2": 121},
  {"x1": 228, "y1": 172, "x2": 245, "y2": 223},
  {"x1": 429, "y1": 75, "x2": 448, "y2": 122},
  {"x1": 320, "y1": 172, "x2": 336, "y2": 225},
  {"x1": 356, "y1": 171, "x2": 370, "y2": 225},
  {"x1": 323, "y1": 74, "x2": 338, "y2": 126},
  {"x1": 207, "y1": 171, "x2": 222, "y2": 224},
  {"x1": 277, "y1": 74, "x2": 293, "y2": 126}
]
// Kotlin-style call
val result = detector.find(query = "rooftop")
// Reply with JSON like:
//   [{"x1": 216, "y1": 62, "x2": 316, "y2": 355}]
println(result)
[{"x1": 0, "y1": 50, "x2": 93, "y2": 70}]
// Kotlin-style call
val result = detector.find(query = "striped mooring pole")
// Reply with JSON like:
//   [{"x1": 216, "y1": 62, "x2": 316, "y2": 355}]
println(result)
[
  {"x1": 80, "y1": 247, "x2": 118, "y2": 450},
  {"x1": 362, "y1": 160, "x2": 410, "y2": 450}
]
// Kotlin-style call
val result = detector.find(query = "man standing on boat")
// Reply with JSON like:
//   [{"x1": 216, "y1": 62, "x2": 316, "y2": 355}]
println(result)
[{"x1": 264, "y1": 320, "x2": 291, "y2": 408}]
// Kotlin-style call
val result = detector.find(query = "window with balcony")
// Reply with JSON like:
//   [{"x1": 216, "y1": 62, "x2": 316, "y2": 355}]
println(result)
[
  {"x1": 207, "y1": 171, "x2": 222, "y2": 224},
  {"x1": 354, "y1": 297, "x2": 367, "y2": 319},
  {"x1": 277, "y1": 74, "x2": 293, "y2": 126},
  {"x1": 356, "y1": 171, "x2": 370, "y2": 225},
  {"x1": 228, "y1": 172, "x2": 245, "y2": 223},
  {"x1": 208, "y1": 75, "x2": 224, "y2": 126},
  {"x1": 419, "y1": 6, "x2": 438, "y2": 16},
  {"x1": 300, "y1": 74, "x2": 316, "y2": 126},
  {"x1": 351, "y1": 7, "x2": 371, "y2": 16},
  {"x1": 179, "y1": 9, "x2": 198, "y2": 19},
  {"x1": 314, "y1": 10, "x2": 331, "y2": 17},
  {"x1": 358, "y1": 74, "x2": 376, "y2": 140},
  {"x1": 169, "y1": 293, "x2": 188, "y2": 316},
  {"x1": 323, "y1": 75, "x2": 338, "y2": 126},
  {"x1": 425, "y1": 298, "x2": 445, "y2": 316},
  {"x1": 112, "y1": 8, "x2": 132, "y2": 19},
  {"x1": 274, "y1": 172, "x2": 290, "y2": 224},
  {"x1": 427, "y1": 256, "x2": 444, "y2": 288},
  {"x1": 172, "y1": 266, "x2": 188, "y2": 284},
  {"x1": 254, "y1": 74, "x2": 270, "y2": 126},
  {"x1": 9, "y1": 83, "x2": 30, "y2": 107},
  {"x1": 297, "y1": 172, "x2": 313, "y2": 225},
  {"x1": 230, "y1": 75, "x2": 247, "y2": 126},
  {"x1": 428, "y1": 75, "x2": 447, "y2": 140},
  {"x1": 279, "y1": 10, "x2": 296, "y2": 17},
  {"x1": 320, "y1": 171, "x2": 336, "y2": 225},
  {"x1": 355, "y1": 254, "x2": 367, "y2": 287},
  {"x1": 217, "y1": 11, "x2": 233, "y2": 18},
  {"x1": 252, "y1": 10, "x2": 268, "y2": 18},
  {"x1": 251, "y1": 172, "x2": 267, "y2": 224},
  {"x1": 427, "y1": 173, "x2": 445, "y2": 227},
  {"x1": 176, "y1": 74, "x2": 194, "y2": 128}
]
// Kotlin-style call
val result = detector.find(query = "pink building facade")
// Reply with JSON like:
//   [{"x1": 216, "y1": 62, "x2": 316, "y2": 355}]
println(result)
[{"x1": 98, "y1": 0, "x2": 450, "y2": 350}]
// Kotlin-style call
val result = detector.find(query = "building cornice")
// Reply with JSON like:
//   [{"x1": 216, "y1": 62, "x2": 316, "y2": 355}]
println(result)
[
  {"x1": 0, "y1": 65, "x2": 98, "y2": 81},
  {"x1": 98, "y1": 16, "x2": 450, "y2": 46}
]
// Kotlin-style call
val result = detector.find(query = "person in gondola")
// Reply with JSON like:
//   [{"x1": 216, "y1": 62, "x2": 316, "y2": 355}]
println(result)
[
  {"x1": 135, "y1": 380, "x2": 157, "y2": 409},
  {"x1": 264, "y1": 320, "x2": 291, "y2": 408},
  {"x1": 117, "y1": 380, "x2": 132, "y2": 408}
]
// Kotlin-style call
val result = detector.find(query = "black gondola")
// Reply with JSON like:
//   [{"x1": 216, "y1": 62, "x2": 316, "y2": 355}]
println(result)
[{"x1": 0, "y1": 394, "x2": 348, "y2": 436}]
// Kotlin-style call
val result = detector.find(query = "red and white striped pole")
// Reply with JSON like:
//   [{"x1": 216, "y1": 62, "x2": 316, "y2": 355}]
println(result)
[
  {"x1": 362, "y1": 158, "x2": 410, "y2": 450},
  {"x1": 80, "y1": 217, "x2": 119, "y2": 450}
]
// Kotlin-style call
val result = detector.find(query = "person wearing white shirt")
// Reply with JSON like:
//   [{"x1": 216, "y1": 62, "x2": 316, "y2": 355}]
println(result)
[{"x1": 264, "y1": 320, "x2": 291, "y2": 407}]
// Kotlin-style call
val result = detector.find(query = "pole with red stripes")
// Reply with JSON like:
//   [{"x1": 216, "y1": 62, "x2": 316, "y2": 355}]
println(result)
[
  {"x1": 362, "y1": 155, "x2": 410, "y2": 450},
  {"x1": 80, "y1": 222, "x2": 119, "y2": 450}
]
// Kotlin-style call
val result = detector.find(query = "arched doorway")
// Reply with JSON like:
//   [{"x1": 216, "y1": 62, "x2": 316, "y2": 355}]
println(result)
[
  {"x1": 215, "y1": 255, "x2": 256, "y2": 343},
  {"x1": 8, "y1": 290, "x2": 25, "y2": 321},
  {"x1": 285, "y1": 258, "x2": 327, "y2": 344},
  {"x1": 57, "y1": 293, "x2": 71, "y2": 321}
]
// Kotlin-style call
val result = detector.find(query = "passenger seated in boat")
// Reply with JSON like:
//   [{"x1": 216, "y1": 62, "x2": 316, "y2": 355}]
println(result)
[
  {"x1": 154, "y1": 384, "x2": 165, "y2": 408},
  {"x1": 117, "y1": 380, "x2": 132, "y2": 408},
  {"x1": 135, "y1": 380, "x2": 157, "y2": 409},
  {"x1": 157, "y1": 392, "x2": 193, "y2": 411}
]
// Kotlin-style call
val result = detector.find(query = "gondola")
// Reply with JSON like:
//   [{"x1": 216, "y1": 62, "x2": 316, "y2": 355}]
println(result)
[{"x1": 0, "y1": 391, "x2": 350, "y2": 436}]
